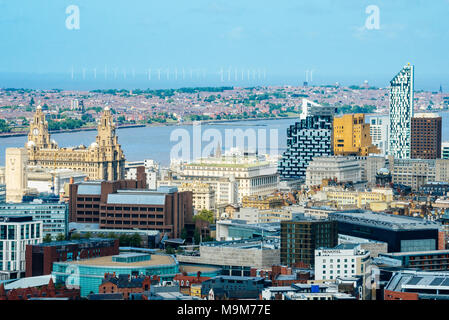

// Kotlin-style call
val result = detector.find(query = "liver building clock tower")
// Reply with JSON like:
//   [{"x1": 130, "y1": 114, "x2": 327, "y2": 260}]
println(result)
[
  {"x1": 26, "y1": 106, "x2": 125, "y2": 181},
  {"x1": 27, "y1": 105, "x2": 58, "y2": 150}
]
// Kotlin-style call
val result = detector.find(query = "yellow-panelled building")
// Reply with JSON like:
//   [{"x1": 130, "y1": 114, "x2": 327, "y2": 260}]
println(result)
[
  {"x1": 325, "y1": 187, "x2": 393, "y2": 209},
  {"x1": 26, "y1": 106, "x2": 125, "y2": 181},
  {"x1": 333, "y1": 113, "x2": 380, "y2": 156}
]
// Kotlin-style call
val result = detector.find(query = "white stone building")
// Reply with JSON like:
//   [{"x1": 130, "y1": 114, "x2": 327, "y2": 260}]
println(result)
[{"x1": 305, "y1": 156, "x2": 362, "y2": 187}]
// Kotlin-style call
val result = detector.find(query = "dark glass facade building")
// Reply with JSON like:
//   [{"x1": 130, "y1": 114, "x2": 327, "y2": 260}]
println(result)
[
  {"x1": 328, "y1": 210, "x2": 442, "y2": 253},
  {"x1": 280, "y1": 216, "x2": 338, "y2": 267}
]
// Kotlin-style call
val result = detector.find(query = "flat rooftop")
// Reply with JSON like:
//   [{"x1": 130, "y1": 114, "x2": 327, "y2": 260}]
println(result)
[
  {"x1": 382, "y1": 250, "x2": 449, "y2": 257},
  {"x1": 329, "y1": 210, "x2": 441, "y2": 231},
  {"x1": 57, "y1": 254, "x2": 175, "y2": 267}
]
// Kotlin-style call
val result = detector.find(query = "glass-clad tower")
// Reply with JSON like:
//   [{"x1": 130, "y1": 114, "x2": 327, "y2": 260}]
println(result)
[{"x1": 389, "y1": 64, "x2": 414, "y2": 159}]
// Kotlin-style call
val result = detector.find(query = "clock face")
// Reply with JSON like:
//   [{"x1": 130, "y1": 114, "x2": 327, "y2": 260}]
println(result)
[{"x1": 33, "y1": 128, "x2": 39, "y2": 136}]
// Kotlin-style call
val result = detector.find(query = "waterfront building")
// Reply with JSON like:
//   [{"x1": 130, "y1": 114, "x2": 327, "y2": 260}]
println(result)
[
  {"x1": 369, "y1": 116, "x2": 389, "y2": 156},
  {"x1": 26, "y1": 106, "x2": 125, "y2": 181},
  {"x1": 305, "y1": 156, "x2": 362, "y2": 187},
  {"x1": 278, "y1": 113, "x2": 333, "y2": 181},
  {"x1": 0, "y1": 202, "x2": 68, "y2": 240},
  {"x1": 280, "y1": 215, "x2": 338, "y2": 268},
  {"x1": 389, "y1": 64, "x2": 414, "y2": 159},
  {"x1": 0, "y1": 216, "x2": 43, "y2": 280},
  {"x1": 5, "y1": 148, "x2": 28, "y2": 203},
  {"x1": 411, "y1": 113, "x2": 442, "y2": 159},
  {"x1": 333, "y1": 114, "x2": 379, "y2": 156}
]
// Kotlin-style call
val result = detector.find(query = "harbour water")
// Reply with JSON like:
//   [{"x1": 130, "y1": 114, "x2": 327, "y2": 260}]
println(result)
[{"x1": 1, "y1": 113, "x2": 449, "y2": 167}]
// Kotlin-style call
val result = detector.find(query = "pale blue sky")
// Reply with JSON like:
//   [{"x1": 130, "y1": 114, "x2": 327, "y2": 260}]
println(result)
[{"x1": 0, "y1": 0, "x2": 448, "y2": 90}]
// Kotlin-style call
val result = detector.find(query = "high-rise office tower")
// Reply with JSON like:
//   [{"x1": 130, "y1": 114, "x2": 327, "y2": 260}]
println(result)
[
  {"x1": 389, "y1": 64, "x2": 414, "y2": 159},
  {"x1": 410, "y1": 113, "x2": 442, "y2": 159},
  {"x1": 278, "y1": 99, "x2": 335, "y2": 180}
]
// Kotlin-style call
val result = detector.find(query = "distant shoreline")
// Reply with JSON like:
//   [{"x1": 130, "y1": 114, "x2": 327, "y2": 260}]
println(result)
[
  {"x1": 2, "y1": 111, "x2": 440, "y2": 138},
  {"x1": 0, "y1": 116, "x2": 302, "y2": 138}
]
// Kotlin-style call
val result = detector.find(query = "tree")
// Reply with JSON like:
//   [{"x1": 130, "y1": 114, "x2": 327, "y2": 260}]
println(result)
[
  {"x1": 129, "y1": 233, "x2": 142, "y2": 247},
  {"x1": 108, "y1": 232, "x2": 118, "y2": 239},
  {"x1": 193, "y1": 209, "x2": 215, "y2": 224},
  {"x1": 119, "y1": 234, "x2": 130, "y2": 246},
  {"x1": 70, "y1": 233, "x2": 81, "y2": 240},
  {"x1": 180, "y1": 228, "x2": 188, "y2": 240},
  {"x1": 194, "y1": 229, "x2": 201, "y2": 245},
  {"x1": 165, "y1": 245, "x2": 175, "y2": 254},
  {"x1": 43, "y1": 234, "x2": 52, "y2": 243},
  {"x1": 56, "y1": 233, "x2": 66, "y2": 241}
]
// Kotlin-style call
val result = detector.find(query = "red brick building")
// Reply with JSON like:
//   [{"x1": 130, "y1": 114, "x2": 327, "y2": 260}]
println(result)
[
  {"x1": 69, "y1": 179, "x2": 193, "y2": 238},
  {"x1": 384, "y1": 290, "x2": 419, "y2": 300},
  {"x1": 411, "y1": 114, "x2": 442, "y2": 159},
  {"x1": 250, "y1": 265, "x2": 311, "y2": 286},
  {"x1": 25, "y1": 238, "x2": 119, "y2": 277},
  {"x1": 173, "y1": 272, "x2": 211, "y2": 295},
  {"x1": 0, "y1": 278, "x2": 80, "y2": 300},
  {"x1": 99, "y1": 273, "x2": 160, "y2": 299}
]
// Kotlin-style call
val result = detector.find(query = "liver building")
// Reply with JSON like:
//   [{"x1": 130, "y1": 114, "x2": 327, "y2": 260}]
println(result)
[{"x1": 26, "y1": 106, "x2": 125, "y2": 181}]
